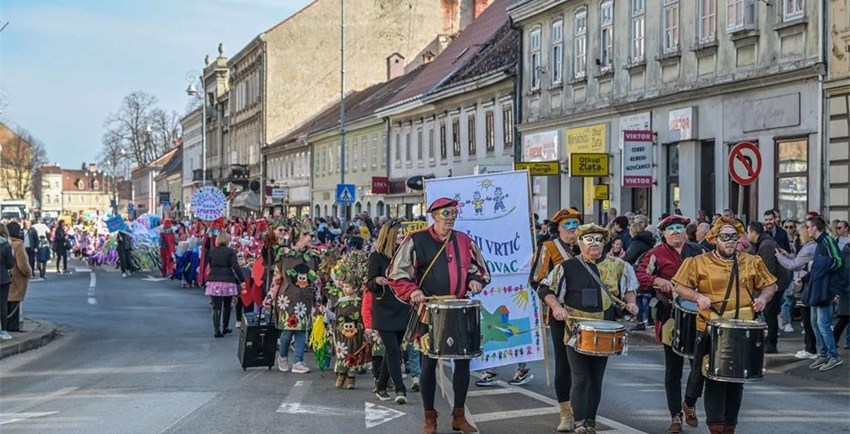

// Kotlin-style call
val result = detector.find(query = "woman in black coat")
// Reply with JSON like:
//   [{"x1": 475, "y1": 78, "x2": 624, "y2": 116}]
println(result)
[
  {"x1": 368, "y1": 221, "x2": 412, "y2": 403},
  {"x1": 0, "y1": 224, "x2": 16, "y2": 340},
  {"x1": 53, "y1": 220, "x2": 68, "y2": 274},
  {"x1": 205, "y1": 232, "x2": 245, "y2": 338}
]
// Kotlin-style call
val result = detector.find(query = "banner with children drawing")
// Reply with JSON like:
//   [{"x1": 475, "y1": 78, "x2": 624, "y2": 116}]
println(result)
[
  {"x1": 424, "y1": 170, "x2": 535, "y2": 275},
  {"x1": 425, "y1": 171, "x2": 542, "y2": 370}
]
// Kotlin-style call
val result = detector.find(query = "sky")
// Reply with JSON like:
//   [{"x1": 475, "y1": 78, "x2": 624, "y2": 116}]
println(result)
[{"x1": 0, "y1": 0, "x2": 314, "y2": 169}]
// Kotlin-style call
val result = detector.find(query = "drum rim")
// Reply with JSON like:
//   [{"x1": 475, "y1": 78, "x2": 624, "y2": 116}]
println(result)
[
  {"x1": 673, "y1": 300, "x2": 698, "y2": 313},
  {"x1": 426, "y1": 300, "x2": 482, "y2": 308},
  {"x1": 708, "y1": 318, "x2": 766, "y2": 329},
  {"x1": 577, "y1": 320, "x2": 626, "y2": 331},
  {"x1": 705, "y1": 372, "x2": 765, "y2": 383}
]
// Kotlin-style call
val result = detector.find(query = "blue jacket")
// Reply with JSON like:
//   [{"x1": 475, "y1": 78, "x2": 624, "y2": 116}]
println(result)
[{"x1": 802, "y1": 232, "x2": 846, "y2": 307}]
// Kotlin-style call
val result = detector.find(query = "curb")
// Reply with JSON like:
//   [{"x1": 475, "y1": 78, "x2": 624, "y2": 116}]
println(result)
[{"x1": 0, "y1": 319, "x2": 59, "y2": 360}]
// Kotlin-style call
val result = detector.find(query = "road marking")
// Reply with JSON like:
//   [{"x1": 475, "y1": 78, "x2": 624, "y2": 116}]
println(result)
[
  {"x1": 0, "y1": 411, "x2": 59, "y2": 426},
  {"x1": 471, "y1": 376, "x2": 648, "y2": 433},
  {"x1": 2, "y1": 386, "x2": 78, "y2": 415},
  {"x1": 467, "y1": 388, "x2": 519, "y2": 397},
  {"x1": 277, "y1": 381, "x2": 352, "y2": 415},
  {"x1": 75, "y1": 267, "x2": 92, "y2": 273},
  {"x1": 88, "y1": 271, "x2": 97, "y2": 305},
  {"x1": 142, "y1": 275, "x2": 170, "y2": 282},
  {"x1": 364, "y1": 402, "x2": 405, "y2": 428},
  {"x1": 472, "y1": 406, "x2": 558, "y2": 423}
]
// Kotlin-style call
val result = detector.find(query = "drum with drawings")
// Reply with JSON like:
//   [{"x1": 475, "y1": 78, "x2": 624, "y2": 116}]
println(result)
[{"x1": 705, "y1": 318, "x2": 766, "y2": 383}]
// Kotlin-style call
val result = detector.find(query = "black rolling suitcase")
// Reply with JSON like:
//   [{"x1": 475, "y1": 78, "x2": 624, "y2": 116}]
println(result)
[{"x1": 238, "y1": 309, "x2": 278, "y2": 370}]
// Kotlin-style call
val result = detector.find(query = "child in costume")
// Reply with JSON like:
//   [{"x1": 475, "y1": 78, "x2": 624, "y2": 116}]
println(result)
[{"x1": 332, "y1": 282, "x2": 365, "y2": 389}]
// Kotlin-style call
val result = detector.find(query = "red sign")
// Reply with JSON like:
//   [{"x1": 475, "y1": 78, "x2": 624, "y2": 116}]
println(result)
[
  {"x1": 371, "y1": 176, "x2": 389, "y2": 194},
  {"x1": 728, "y1": 141, "x2": 762, "y2": 186}
]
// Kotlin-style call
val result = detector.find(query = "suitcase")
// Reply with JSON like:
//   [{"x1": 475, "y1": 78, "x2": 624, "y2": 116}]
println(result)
[{"x1": 238, "y1": 310, "x2": 278, "y2": 371}]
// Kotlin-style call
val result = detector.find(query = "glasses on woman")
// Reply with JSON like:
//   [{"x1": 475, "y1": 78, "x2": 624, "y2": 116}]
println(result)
[{"x1": 784, "y1": 225, "x2": 796, "y2": 230}]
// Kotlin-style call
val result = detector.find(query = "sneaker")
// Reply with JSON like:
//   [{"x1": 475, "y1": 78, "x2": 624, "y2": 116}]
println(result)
[
  {"x1": 681, "y1": 401, "x2": 698, "y2": 427},
  {"x1": 346, "y1": 376, "x2": 356, "y2": 389},
  {"x1": 122, "y1": 272, "x2": 128, "y2": 278},
  {"x1": 508, "y1": 369, "x2": 533, "y2": 386},
  {"x1": 410, "y1": 377, "x2": 420, "y2": 392},
  {"x1": 278, "y1": 356, "x2": 291, "y2": 372},
  {"x1": 783, "y1": 323, "x2": 794, "y2": 333},
  {"x1": 375, "y1": 390, "x2": 392, "y2": 401},
  {"x1": 631, "y1": 322, "x2": 646, "y2": 331},
  {"x1": 668, "y1": 413, "x2": 683, "y2": 433},
  {"x1": 819, "y1": 357, "x2": 844, "y2": 371},
  {"x1": 394, "y1": 392, "x2": 407, "y2": 404},
  {"x1": 795, "y1": 350, "x2": 818, "y2": 359},
  {"x1": 0, "y1": 331, "x2": 12, "y2": 340},
  {"x1": 291, "y1": 362, "x2": 310, "y2": 374},
  {"x1": 475, "y1": 371, "x2": 499, "y2": 387},
  {"x1": 236, "y1": 321, "x2": 243, "y2": 328},
  {"x1": 809, "y1": 356, "x2": 828, "y2": 370}
]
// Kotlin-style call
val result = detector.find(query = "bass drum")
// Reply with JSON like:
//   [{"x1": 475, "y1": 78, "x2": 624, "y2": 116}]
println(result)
[
  {"x1": 705, "y1": 319, "x2": 766, "y2": 383},
  {"x1": 426, "y1": 299, "x2": 482, "y2": 360}
]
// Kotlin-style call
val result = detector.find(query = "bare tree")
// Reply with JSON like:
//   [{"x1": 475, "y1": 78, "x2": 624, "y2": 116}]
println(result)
[
  {"x1": 2, "y1": 127, "x2": 47, "y2": 199},
  {"x1": 97, "y1": 129, "x2": 132, "y2": 178},
  {"x1": 102, "y1": 91, "x2": 182, "y2": 168}
]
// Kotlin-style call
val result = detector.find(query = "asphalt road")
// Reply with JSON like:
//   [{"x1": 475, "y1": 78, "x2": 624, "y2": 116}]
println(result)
[{"x1": 1, "y1": 261, "x2": 848, "y2": 434}]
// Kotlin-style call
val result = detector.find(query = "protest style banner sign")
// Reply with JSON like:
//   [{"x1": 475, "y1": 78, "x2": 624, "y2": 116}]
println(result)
[
  {"x1": 190, "y1": 186, "x2": 227, "y2": 221},
  {"x1": 425, "y1": 170, "x2": 542, "y2": 370}
]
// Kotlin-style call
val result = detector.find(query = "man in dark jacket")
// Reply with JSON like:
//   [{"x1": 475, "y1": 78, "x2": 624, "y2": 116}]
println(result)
[
  {"x1": 803, "y1": 216, "x2": 844, "y2": 371},
  {"x1": 764, "y1": 210, "x2": 791, "y2": 252},
  {"x1": 624, "y1": 230, "x2": 656, "y2": 265},
  {"x1": 25, "y1": 221, "x2": 39, "y2": 274},
  {"x1": 747, "y1": 221, "x2": 791, "y2": 353}
]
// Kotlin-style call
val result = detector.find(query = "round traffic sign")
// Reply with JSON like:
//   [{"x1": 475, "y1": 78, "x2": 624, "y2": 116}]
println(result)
[{"x1": 728, "y1": 141, "x2": 761, "y2": 186}]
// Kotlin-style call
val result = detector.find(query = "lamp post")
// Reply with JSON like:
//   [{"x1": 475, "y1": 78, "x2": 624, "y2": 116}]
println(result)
[{"x1": 185, "y1": 71, "x2": 207, "y2": 186}]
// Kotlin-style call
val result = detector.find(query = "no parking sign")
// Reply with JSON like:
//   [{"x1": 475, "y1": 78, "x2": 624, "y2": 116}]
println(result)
[{"x1": 728, "y1": 142, "x2": 762, "y2": 186}]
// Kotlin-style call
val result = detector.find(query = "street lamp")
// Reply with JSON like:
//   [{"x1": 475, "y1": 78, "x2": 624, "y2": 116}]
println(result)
[{"x1": 185, "y1": 71, "x2": 207, "y2": 186}]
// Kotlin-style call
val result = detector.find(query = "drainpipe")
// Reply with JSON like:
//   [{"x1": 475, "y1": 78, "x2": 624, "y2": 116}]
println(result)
[
  {"x1": 817, "y1": 0, "x2": 828, "y2": 215},
  {"x1": 510, "y1": 17, "x2": 523, "y2": 164}
]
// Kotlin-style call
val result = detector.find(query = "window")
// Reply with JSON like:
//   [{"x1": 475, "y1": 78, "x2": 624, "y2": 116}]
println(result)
[
  {"x1": 783, "y1": 0, "x2": 803, "y2": 21},
  {"x1": 775, "y1": 139, "x2": 808, "y2": 219},
  {"x1": 666, "y1": 143, "x2": 680, "y2": 214},
  {"x1": 417, "y1": 128, "x2": 423, "y2": 162},
  {"x1": 485, "y1": 111, "x2": 495, "y2": 152},
  {"x1": 573, "y1": 9, "x2": 587, "y2": 79},
  {"x1": 428, "y1": 128, "x2": 435, "y2": 162},
  {"x1": 631, "y1": 0, "x2": 645, "y2": 62},
  {"x1": 698, "y1": 0, "x2": 717, "y2": 42},
  {"x1": 372, "y1": 134, "x2": 378, "y2": 168},
  {"x1": 599, "y1": 1, "x2": 614, "y2": 69},
  {"x1": 440, "y1": 121, "x2": 447, "y2": 159},
  {"x1": 405, "y1": 131, "x2": 411, "y2": 163},
  {"x1": 530, "y1": 27, "x2": 542, "y2": 89},
  {"x1": 381, "y1": 134, "x2": 387, "y2": 167},
  {"x1": 726, "y1": 0, "x2": 756, "y2": 31},
  {"x1": 551, "y1": 19, "x2": 563, "y2": 84},
  {"x1": 663, "y1": 1, "x2": 680, "y2": 53},
  {"x1": 467, "y1": 114, "x2": 476, "y2": 156},
  {"x1": 503, "y1": 106, "x2": 514, "y2": 149},
  {"x1": 352, "y1": 140, "x2": 358, "y2": 172},
  {"x1": 360, "y1": 136, "x2": 367, "y2": 171},
  {"x1": 394, "y1": 132, "x2": 401, "y2": 165},
  {"x1": 452, "y1": 118, "x2": 461, "y2": 157}
]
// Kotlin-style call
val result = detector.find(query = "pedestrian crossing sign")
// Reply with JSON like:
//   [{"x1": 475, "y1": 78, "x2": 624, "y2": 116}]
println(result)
[{"x1": 336, "y1": 183, "x2": 356, "y2": 204}]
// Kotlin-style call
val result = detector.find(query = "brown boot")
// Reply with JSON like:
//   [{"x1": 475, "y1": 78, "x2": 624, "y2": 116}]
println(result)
[
  {"x1": 681, "y1": 400, "x2": 698, "y2": 427},
  {"x1": 451, "y1": 407, "x2": 478, "y2": 433},
  {"x1": 557, "y1": 401, "x2": 575, "y2": 432},
  {"x1": 708, "y1": 423, "x2": 725, "y2": 434},
  {"x1": 667, "y1": 413, "x2": 682, "y2": 433},
  {"x1": 423, "y1": 410, "x2": 438, "y2": 434},
  {"x1": 722, "y1": 425, "x2": 736, "y2": 434},
  {"x1": 335, "y1": 373, "x2": 346, "y2": 388}
]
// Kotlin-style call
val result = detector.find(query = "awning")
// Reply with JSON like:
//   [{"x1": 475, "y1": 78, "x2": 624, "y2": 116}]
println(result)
[{"x1": 231, "y1": 191, "x2": 261, "y2": 212}]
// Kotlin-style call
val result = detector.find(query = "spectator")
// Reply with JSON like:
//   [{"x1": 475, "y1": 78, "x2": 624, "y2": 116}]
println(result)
[
  {"x1": 776, "y1": 226, "x2": 818, "y2": 359},
  {"x1": 763, "y1": 210, "x2": 791, "y2": 252},
  {"x1": 36, "y1": 235, "x2": 50, "y2": 280},
  {"x1": 685, "y1": 222, "x2": 698, "y2": 243},
  {"x1": 610, "y1": 216, "x2": 632, "y2": 251},
  {"x1": 696, "y1": 222, "x2": 714, "y2": 251},
  {"x1": 803, "y1": 216, "x2": 844, "y2": 371},
  {"x1": 623, "y1": 222, "x2": 655, "y2": 265},
  {"x1": 117, "y1": 230, "x2": 133, "y2": 277},
  {"x1": 835, "y1": 220, "x2": 849, "y2": 250},
  {"x1": 0, "y1": 224, "x2": 16, "y2": 340},
  {"x1": 606, "y1": 207, "x2": 618, "y2": 226},
  {"x1": 747, "y1": 222, "x2": 790, "y2": 354},
  {"x1": 24, "y1": 220, "x2": 38, "y2": 275},
  {"x1": 5, "y1": 222, "x2": 33, "y2": 333},
  {"x1": 53, "y1": 220, "x2": 69, "y2": 274},
  {"x1": 722, "y1": 209, "x2": 735, "y2": 220},
  {"x1": 779, "y1": 220, "x2": 802, "y2": 331},
  {"x1": 607, "y1": 238, "x2": 626, "y2": 259}
]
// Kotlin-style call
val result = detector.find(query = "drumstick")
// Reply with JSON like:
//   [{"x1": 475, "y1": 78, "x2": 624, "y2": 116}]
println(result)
[{"x1": 542, "y1": 309, "x2": 551, "y2": 388}]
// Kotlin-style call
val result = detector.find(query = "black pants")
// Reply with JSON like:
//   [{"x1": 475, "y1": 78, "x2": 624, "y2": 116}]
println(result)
[
  {"x1": 549, "y1": 318, "x2": 572, "y2": 403},
  {"x1": 0, "y1": 283, "x2": 9, "y2": 332},
  {"x1": 26, "y1": 248, "x2": 36, "y2": 274},
  {"x1": 704, "y1": 379, "x2": 744, "y2": 426},
  {"x1": 566, "y1": 346, "x2": 607, "y2": 422},
  {"x1": 801, "y1": 306, "x2": 816, "y2": 354},
  {"x1": 834, "y1": 315, "x2": 849, "y2": 346},
  {"x1": 764, "y1": 294, "x2": 782, "y2": 347},
  {"x1": 664, "y1": 345, "x2": 699, "y2": 417},
  {"x1": 420, "y1": 355, "x2": 469, "y2": 411},
  {"x1": 6, "y1": 301, "x2": 21, "y2": 331},
  {"x1": 211, "y1": 296, "x2": 233, "y2": 330},
  {"x1": 118, "y1": 249, "x2": 131, "y2": 274},
  {"x1": 234, "y1": 297, "x2": 252, "y2": 324},
  {"x1": 377, "y1": 330, "x2": 406, "y2": 393},
  {"x1": 56, "y1": 249, "x2": 67, "y2": 273}
]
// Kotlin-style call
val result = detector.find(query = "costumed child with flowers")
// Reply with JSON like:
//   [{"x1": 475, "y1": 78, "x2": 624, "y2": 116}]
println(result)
[{"x1": 329, "y1": 249, "x2": 370, "y2": 389}]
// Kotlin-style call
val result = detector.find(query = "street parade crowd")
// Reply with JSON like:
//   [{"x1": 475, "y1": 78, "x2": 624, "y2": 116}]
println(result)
[{"x1": 0, "y1": 202, "x2": 847, "y2": 434}]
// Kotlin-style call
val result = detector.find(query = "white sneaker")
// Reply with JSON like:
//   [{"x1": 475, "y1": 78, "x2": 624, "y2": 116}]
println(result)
[
  {"x1": 795, "y1": 350, "x2": 817, "y2": 359},
  {"x1": 278, "y1": 356, "x2": 291, "y2": 372},
  {"x1": 0, "y1": 331, "x2": 12, "y2": 340},
  {"x1": 291, "y1": 362, "x2": 310, "y2": 374},
  {"x1": 122, "y1": 272, "x2": 128, "y2": 278},
  {"x1": 235, "y1": 321, "x2": 243, "y2": 328},
  {"x1": 783, "y1": 323, "x2": 794, "y2": 333}
]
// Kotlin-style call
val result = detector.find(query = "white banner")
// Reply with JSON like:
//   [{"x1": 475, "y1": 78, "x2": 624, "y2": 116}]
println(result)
[
  {"x1": 622, "y1": 130, "x2": 654, "y2": 187},
  {"x1": 425, "y1": 170, "x2": 534, "y2": 274},
  {"x1": 425, "y1": 171, "x2": 542, "y2": 370}
]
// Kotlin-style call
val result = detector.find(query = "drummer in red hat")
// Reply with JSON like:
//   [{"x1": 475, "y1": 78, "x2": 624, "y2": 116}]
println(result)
[
  {"x1": 387, "y1": 197, "x2": 490, "y2": 434},
  {"x1": 634, "y1": 215, "x2": 706, "y2": 433}
]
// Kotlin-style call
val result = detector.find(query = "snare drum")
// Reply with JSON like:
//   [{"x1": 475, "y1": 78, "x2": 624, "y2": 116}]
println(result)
[
  {"x1": 706, "y1": 319, "x2": 766, "y2": 383},
  {"x1": 571, "y1": 320, "x2": 627, "y2": 356},
  {"x1": 426, "y1": 299, "x2": 482, "y2": 359},
  {"x1": 672, "y1": 299, "x2": 698, "y2": 359}
]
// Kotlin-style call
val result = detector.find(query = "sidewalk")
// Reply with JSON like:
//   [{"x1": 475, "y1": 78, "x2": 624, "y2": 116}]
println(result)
[{"x1": 0, "y1": 318, "x2": 59, "y2": 360}]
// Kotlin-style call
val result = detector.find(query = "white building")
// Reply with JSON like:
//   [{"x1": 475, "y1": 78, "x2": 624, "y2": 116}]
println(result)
[{"x1": 180, "y1": 107, "x2": 204, "y2": 217}]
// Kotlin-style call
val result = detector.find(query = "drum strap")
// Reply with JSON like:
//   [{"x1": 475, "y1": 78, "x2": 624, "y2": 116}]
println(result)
[
  {"x1": 711, "y1": 253, "x2": 740, "y2": 319},
  {"x1": 418, "y1": 235, "x2": 451, "y2": 289},
  {"x1": 578, "y1": 258, "x2": 626, "y2": 309}
]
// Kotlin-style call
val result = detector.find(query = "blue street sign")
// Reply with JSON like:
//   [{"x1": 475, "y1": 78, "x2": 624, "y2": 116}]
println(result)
[{"x1": 335, "y1": 183, "x2": 356, "y2": 204}]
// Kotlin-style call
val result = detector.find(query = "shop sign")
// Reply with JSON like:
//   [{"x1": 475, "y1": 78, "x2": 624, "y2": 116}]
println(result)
[
  {"x1": 514, "y1": 161, "x2": 560, "y2": 176},
  {"x1": 668, "y1": 107, "x2": 696, "y2": 141},
  {"x1": 522, "y1": 130, "x2": 559, "y2": 162},
  {"x1": 622, "y1": 130, "x2": 654, "y2": 187},
  {"x1": 569, "y1": 153, "x2": 609, "y2": 177}
]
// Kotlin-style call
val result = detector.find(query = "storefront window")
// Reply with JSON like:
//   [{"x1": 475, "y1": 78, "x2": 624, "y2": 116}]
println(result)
[
  {"x1": 667, "y1": 143, "x2": 680, "y2": 214},
  {"x1": 775, "y1": 138, "x2": 808, "y2": 220}
]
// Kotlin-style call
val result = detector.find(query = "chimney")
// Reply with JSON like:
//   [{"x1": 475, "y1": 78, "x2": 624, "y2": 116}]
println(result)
[
  {"x1": 387, "y1": 53, "x2": 405, "y2": 80},
  {"x1": 473, "y1": 0, "x2": 493, "y2": 20}
]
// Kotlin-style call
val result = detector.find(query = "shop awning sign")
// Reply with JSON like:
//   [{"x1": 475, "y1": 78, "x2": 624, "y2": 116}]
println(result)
[
  {"x1": 514, "y1": 161, "x2": 560, "y2": 176},
  {"x1": 728, "y1": 141, "x2": 762, "y2": 186}
]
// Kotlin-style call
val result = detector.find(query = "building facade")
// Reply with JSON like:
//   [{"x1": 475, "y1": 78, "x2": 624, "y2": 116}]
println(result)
[
  {"x1": 154, "y1": 145, "x2": 183, "y2": 217},
  {"x1": 203, "y1": 45, "x2": 231, "y2": 190},
  {"x1": 132, "y1": 148, "x2": 178, "y2": 217},
  {"x1": 61, "y1": 164, "x2": 111, "y2": 217},
  {"x1": 180, "y1": 107, "x2": 203, "y2": 217},
  {"x1": 39, "y1": 165, "x2": 64, "y2": 219},
  {"x1": 510, "y1": 0, "x2": 825, "y2": 223},
  {"x1": 826, "y1": 0, "x2": 850, "y2": 221}
]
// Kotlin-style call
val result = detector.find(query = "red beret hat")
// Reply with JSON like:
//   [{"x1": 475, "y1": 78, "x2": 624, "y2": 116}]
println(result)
[
  {"x1": 658, "y1": 214, "x2": 690, "y2": 231},
  {"x1": 427, "y1": 197, "x2": 459, "y2": 213}
]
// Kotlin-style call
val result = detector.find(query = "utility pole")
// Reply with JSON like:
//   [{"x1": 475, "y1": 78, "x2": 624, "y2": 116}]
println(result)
[{"x1": 339, "y1": 0, "x2": 348, "y2": 222}]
